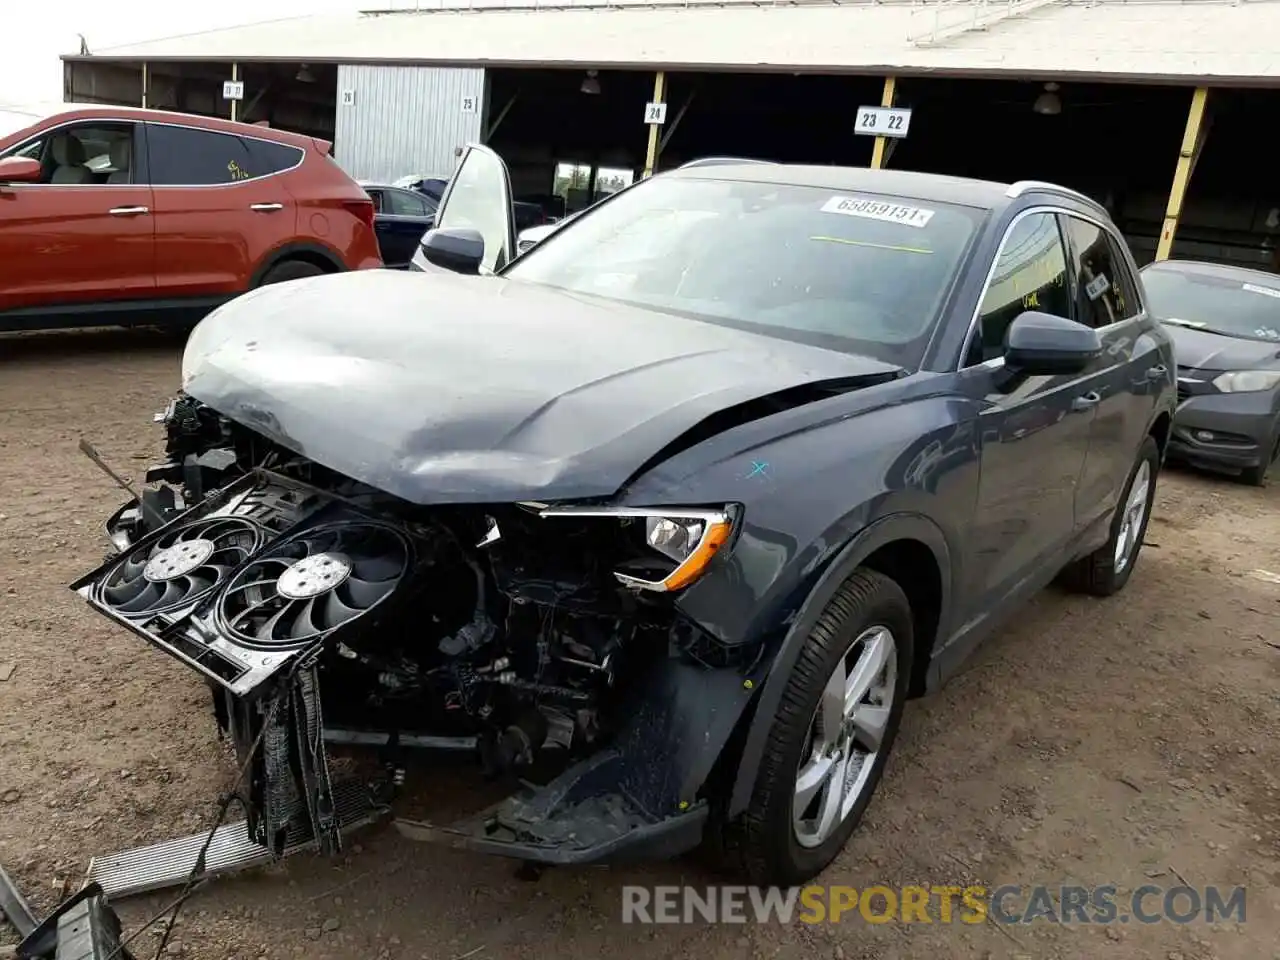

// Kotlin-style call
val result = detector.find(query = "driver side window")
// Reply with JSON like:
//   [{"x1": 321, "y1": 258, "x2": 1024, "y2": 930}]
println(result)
[{"x1": 966, "y1": 212, "x2": 1072, "y2": 367}]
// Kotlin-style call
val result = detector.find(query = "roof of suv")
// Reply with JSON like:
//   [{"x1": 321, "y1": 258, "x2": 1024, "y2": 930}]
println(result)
[{"x1": 0, "y1": 102, "x2": 320, "y2": 151}]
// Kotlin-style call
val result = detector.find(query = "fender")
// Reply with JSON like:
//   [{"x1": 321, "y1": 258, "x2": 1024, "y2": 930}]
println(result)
[
  {"x1": 249, "y1": 241, "x2": 346, "y2": 287},
  {"x1": 726, "y1": 512, "x2": 953, "y2": 818}
]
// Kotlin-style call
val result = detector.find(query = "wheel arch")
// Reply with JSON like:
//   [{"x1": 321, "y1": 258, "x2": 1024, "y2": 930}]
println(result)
[
  {"x1": 250, "y1": 241, "x2": 346, "y2": 287},
  {"x1": 725, "y1": 513, "x2": 953, "y2": 819}
]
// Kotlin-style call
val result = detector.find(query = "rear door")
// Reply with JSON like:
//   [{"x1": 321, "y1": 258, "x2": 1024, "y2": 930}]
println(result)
[
  {"x1": 955, "y1": 210, "x2": 1094, "y2": 614},
  {"x1": 0, "y1": 120, "x2": 154, "y2": 321},
  {"x1": 144, "y1": 123, "x2": 303, "y2": 299},
  {"x1": 373, "y1": 187, "x2": 436, "y2": 268},
  {"x1": 1058, "y1": 213, "x2": 1162, "y2": 534},
  {"x1": 415, "y1": 144, "x2": 517, "y2": 275}
]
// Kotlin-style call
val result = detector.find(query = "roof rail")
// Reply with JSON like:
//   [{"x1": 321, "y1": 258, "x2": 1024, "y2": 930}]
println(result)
[
  {"x1": 1006, "y1": 179, "x2": 1101, "y2": 208},
  {"x1": 678, "y1": 156, "x2": 776, "y2": 169}
]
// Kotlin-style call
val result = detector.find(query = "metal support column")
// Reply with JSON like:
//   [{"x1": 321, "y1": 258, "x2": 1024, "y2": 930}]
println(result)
[
  {"x1": 230, "y1": 63, "x2": 240, "y2": 122},
  {"x1": 1156, "y1": 86, "x2": 1210, "y2": 262},
  {"x1": 870, "y1": 76, "x2": 897, "y2": 170},
  {"x1": 141, "y1": 63, "x2": 148, "y2": 108},
  {"x1": 643, "y1": 71, "x2": 666, "y2": 179}
]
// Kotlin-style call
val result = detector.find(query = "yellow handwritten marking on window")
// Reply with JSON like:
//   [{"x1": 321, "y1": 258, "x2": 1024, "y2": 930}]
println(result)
[
  {"x1": 809, "y1": 236, "x2": 933, "y2": 255},
  {"x1": 227, "y1": 160, "x2": 250, "y2": 181}
]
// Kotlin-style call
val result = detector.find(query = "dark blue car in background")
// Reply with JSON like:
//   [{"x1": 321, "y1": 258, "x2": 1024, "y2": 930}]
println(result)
[{"x1": 361, "y1": 181, "x2": 438, "y2": 268}]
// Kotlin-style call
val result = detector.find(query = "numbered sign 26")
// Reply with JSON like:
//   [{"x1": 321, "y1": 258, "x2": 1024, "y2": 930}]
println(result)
[{"x1": 854, "y1": 106, "x2": 912, "y2": 139}]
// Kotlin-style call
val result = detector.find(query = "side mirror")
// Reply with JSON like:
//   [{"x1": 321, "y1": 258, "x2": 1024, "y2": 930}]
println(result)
[
  {"x1": 1004, "y1": 310, "x2": 1102, "y2": 375},
  {"x1": 0, "y1": 156, "x2": 41, "y2": 183},
  {"x1": 419, "y1": 227, "x2": 484, "y2": 275}
]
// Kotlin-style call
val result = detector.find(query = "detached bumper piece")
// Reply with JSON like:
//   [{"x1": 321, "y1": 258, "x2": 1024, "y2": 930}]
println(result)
[
  {"x1": 6, "y1": 879, "x2": 133, "y2": 960},
  {"x1": 86, "y1": 779, "x2": 388, "y2": 899},
  {"x1": 395, "y1": 751, "x2": 708, "y2": 866}
]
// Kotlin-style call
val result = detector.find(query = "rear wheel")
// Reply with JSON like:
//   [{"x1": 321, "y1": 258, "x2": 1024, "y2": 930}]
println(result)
[
  {"x1": 259, "y1": 260, "x2": 326, "y2": 286},
  {"x1": 1060, "y1": 435, "x2": 1159, "y2": 597},
  {"x1": 719, "y1": 568, "x2": 913, "y2": 886}
]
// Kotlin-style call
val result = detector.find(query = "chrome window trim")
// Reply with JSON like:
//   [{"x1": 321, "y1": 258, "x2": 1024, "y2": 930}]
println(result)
[
  {"x1": 0, "y1": 116, "x2": 305, "y2": 189},
  {"x1": 956, "y1": 204, "x2": 1145, "y2": 372}
]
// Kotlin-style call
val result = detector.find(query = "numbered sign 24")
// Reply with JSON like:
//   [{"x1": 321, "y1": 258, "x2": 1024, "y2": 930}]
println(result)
[{"x1": 644, "y1": 102, "x2": 668, "y2": 125}]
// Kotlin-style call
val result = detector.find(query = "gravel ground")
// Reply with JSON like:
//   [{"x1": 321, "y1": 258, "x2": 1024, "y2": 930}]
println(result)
[{"x1": 1, "y1": 327, "x2": 1278, "y2": 960}]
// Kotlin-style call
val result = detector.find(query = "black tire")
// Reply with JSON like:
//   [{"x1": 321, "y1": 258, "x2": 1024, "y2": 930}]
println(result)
[
  {"x1": 258, "y1": 260, "x2": 326, "y2": 286},
  {"x1": 1059, "y1": 435, "x2": 1160, "y2": 597},
  {"x1": 1239, "y1": 428, "x2": 1279, "y2": 487},
  {"x1": 717, "y1": 568, "x2": 913, "y2": 886}
]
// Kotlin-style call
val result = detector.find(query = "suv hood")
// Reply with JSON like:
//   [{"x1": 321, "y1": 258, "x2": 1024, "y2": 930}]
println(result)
[
  {"x1": 1165, "y1": 323, "x2": 1280, "y2": 372},
  {"x1": 181, "y1": 270, "x2": 903, "y2": 504}
]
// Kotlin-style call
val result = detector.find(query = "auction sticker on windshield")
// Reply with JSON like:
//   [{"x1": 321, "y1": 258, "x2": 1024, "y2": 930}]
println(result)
[{"x1": 820, "y1": 196, "x2": 935, "y2": 228}]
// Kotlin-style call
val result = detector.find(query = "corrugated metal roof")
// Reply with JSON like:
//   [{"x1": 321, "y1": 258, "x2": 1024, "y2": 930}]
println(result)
[{"x1": 61, "y1": 0, "x2": 1280, "y2": 84}]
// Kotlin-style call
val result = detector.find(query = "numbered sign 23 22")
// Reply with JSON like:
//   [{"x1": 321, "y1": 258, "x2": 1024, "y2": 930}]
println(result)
[{"x1": 854, "y1": 106, "x2": 912, "y2": 139}]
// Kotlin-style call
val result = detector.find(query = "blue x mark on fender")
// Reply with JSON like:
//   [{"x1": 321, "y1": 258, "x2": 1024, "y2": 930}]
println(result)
[{"x1": 746, "y1": 460, "x2": 769, "y2": 479}]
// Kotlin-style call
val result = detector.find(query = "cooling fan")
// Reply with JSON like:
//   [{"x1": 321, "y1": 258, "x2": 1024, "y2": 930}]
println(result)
[
  {"x1": 216, "y1": 520, "x2": 411, "y2": 649},
  {"x1": 97, "y1": 516, "x2": 264, "y2": 617}
]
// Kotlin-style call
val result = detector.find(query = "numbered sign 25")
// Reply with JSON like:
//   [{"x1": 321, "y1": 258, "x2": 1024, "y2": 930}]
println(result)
[{"x1": 854, "y1": 106, "x2": 912, "y2": 139}]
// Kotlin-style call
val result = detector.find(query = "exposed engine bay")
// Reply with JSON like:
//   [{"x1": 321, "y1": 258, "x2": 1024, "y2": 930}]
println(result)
[{"x1": 73, "y1": 394, "x2": 742, "y2": 864}]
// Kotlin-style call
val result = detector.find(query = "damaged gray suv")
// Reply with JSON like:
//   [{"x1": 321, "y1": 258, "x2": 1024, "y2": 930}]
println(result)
[{"x1": 74, "y1": 149, "x2": 1175, "y2": 886}]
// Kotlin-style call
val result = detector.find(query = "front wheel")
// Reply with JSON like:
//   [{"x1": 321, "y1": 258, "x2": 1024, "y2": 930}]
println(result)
[
  {"x1": 1060, "y1": 435, "x2": 1160, "y2": 597},
  {"x1": 720, "y1": 568, "x2": 913, "y2": 886},
  {"x1": 1240, "y1": 428, "x2": 1279, "y2": 487}
]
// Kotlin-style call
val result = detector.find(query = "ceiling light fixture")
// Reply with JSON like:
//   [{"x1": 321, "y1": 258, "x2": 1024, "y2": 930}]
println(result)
[
  {"x1": 1033, "y1": 81, "x2": 1062, "y2": 116},
  {"x1": 580, "y1": 70, "x2": 601, "y2": 95}
]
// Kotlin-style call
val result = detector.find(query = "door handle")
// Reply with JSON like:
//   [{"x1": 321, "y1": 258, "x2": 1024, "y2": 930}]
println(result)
[
  {"x1": 250, "y1": 203, "x2": 283, "y2": 212},
  {"x1": 1072, "y1": 391, "x2": 1101, "y2": 412},
  {"x1": 1146, "y1": 364, "x2": 1168, "y2": 380},
  {"x1": 108, "y1": 206, "x2": 149, "y2": 216}
]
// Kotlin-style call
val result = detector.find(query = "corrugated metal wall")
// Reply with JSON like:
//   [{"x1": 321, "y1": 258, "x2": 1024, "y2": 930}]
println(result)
[{"x1": 333, "y1": 64, "x2": 485, "y2": 183}]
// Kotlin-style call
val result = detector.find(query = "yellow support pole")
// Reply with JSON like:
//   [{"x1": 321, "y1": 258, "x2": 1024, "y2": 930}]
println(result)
[
  {"x1": 643, "y1": 71, "x2": 666, "y2": 179},
  {"x1": 870, "y1": 75, "x2": 897, "y2": 170},
  {"x1": 230, "y1": 63, "x2": 240, "y2": 122},
  {"x1": 1156, "y1": 86, "x2": 1210, "y2": 261}
]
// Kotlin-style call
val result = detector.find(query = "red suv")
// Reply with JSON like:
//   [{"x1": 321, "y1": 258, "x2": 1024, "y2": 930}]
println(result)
[{"x1": 0, "y1": 104, "x2": 382, "y2": 332}]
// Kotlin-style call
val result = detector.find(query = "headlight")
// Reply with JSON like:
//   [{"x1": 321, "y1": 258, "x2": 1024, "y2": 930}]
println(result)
[
  {"x1": 532, "y1": 504, "x2": 735, "y2": 592},
  {"x1": 1212, "y1": 370, "x2": 1280, "y2": 393}
]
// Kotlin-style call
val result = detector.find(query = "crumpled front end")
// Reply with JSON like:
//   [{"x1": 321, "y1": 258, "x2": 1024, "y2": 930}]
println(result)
[{"x1": 71, "y1": 395, "x2": 757, "y2": 866}]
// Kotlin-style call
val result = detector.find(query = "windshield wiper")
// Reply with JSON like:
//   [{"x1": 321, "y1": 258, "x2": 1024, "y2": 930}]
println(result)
[{"x1": 1160, "y1": 317, "x2": 1208, "y2": 329}]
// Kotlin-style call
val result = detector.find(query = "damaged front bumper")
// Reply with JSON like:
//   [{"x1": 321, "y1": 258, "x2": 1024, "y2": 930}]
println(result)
[{"x1": 71, "y1": 437, "x2": 758, "y2": 877}]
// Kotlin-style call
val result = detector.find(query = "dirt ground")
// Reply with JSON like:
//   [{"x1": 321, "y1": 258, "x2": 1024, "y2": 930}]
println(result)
[{"x1": 1, "y1": 327, "x2": 1278, "y2": 960}]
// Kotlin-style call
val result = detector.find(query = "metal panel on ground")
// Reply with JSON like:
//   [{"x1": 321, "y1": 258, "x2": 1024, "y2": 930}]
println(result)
[{"x1": 334, "y1": 64, "x2": 484, "y2": 183}]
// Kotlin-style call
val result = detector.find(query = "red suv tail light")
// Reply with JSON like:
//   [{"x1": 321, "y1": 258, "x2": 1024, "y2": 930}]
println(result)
[{"x1": 342, "y1": 198, "x2": 376, "y2": 230}]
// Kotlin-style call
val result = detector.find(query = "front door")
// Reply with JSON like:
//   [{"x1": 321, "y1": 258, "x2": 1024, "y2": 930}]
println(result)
[
  {"x1": 0, "y1": 120, "x2": 154, "y2": 322},
  {"x1": 1058, "y1": 213, "x2": 1162, "y2": 535},
  {"x1": 956, "y1": 211, "x2": 1094, "y2": 616},
  {"x1": 429, "y1": 144, "x2": 517, "y2": 275}
]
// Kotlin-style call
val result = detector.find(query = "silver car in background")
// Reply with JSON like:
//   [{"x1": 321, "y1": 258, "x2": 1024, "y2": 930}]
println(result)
[{"x1": 1142, "y1": 259, "x2": 1280, "y2": 485}]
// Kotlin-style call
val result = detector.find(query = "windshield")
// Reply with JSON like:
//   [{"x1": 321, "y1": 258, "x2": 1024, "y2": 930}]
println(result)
[
  {"x1": 1142, "y1": 265, "x2": 1280, "y2": 343},
  {"x1": 502, "y1": 175, "x2": 983, "y2": 365}
]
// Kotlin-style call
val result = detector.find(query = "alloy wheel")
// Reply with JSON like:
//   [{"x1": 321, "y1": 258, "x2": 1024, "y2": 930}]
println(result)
[{"x1": 793, "y1": 626, "x2": 897, "y2": 849}]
